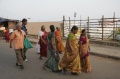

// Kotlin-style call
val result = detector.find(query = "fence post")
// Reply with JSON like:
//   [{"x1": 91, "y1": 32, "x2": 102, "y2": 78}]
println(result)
[
  {"x1": 113, "y1": 12, "x2": 115, "y2": 40},
  {"x1": 63, "y1": 16, "x2": 65, "y2": 37},
  {"x1": 69, "y1": 17, "x2": 71, "y2": 33},
  {"x1": 102, "y1": 15, "x2": 104, "y2": 41},
  {"x1": 87, "y1": 17, "x2": 90, "y2": 39},
  {"x1": 80, "y1": 15, "x2": 81, "y2": 30},
  {"x1": 116, "y1": 21, "x2": 117, "y2": 30}
]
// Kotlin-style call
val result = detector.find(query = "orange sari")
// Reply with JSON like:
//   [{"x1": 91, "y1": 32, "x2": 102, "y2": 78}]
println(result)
[{"x1": 55, "y1": 30, "x2": 64, "y2": 53}]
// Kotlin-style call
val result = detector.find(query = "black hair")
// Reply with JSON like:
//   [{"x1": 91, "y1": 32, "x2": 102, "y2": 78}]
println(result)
[
  {"x1": 71, "y1": 25, "x2": 78, "y2": 32},
  {"x1": 50, "y1": 25, "x2": 55, "y2": 32},
  {"x1": 0, "y1": 23, "x2": 2, "y2": 25},
  {"x1": 41, "y1": 25, "x2": 44, "y2": 31},
  {"x1": 22, "y1": 18, "x2": 27, "y2": 22},
  {"x1": 81, "y1": 29, "x2": 86, "y2": 37}
]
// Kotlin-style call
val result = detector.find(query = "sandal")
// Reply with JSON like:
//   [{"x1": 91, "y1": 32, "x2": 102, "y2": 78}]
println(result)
[
  {"x1": 42, "y1": 66, "x2": 46, "y2": 70},
  {"x1": 71, "y1": 72, "x2": 78, "y2": 75}
]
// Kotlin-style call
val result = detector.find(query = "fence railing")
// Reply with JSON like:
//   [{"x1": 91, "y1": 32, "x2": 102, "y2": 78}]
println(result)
[{"x1": 62, "y1": 14, "x2": 120, "y2": 41}]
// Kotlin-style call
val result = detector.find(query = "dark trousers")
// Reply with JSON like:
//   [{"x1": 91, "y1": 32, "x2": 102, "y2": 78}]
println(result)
[{"x1": 23, "y1": 48, "x2": 27, "y2": 60}]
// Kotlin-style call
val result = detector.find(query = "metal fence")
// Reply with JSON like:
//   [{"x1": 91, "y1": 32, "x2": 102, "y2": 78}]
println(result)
[{"x1": 63, "y1": 14, "x2": 120, "y2": 41}]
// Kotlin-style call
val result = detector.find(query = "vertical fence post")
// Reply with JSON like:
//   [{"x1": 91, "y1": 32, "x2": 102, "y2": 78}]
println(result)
[
  {"x1": 80, "y1": 16, "x2": 81, "y2": 38},
  {"x1": 80, "y1": 15, "x2": 81, "y2": 30},
  {"x1": 69, "y1": 17, "x2": 71, "y2": 33},
  {"x1": 102, "y1": 15, "x2": 104, "y2": 41},
  {"x1": 113, "y1": 12, "x2": 115, "y2": 40},
  {"x1": 63, "y1": 16, "x2": 65, "y2": 37},
  {"x1": 116, "y1": 21, "x2": 117, "y2": 30},
  {"x1": 87, "y1": 17, "x2": 90, "y2": 39}
]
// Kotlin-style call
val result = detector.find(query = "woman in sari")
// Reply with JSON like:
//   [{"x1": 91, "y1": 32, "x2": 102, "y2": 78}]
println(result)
[
  {"x1": 79, "y1": 29, "x2": 91, "y2": 73},
  {"x1": 55, "y1": 27, "x2": 64, "y2": 54},
  {"x1": 58, "y1": 26, "x2": 81, "y2": 75},
  {"x1": 4, "y1": 28, "x2": 10, "y2": 43},
  {"x1": 43, "y1": 25, "x2": 60, "y2": 72},
  {"x1": 39, "y1": 25, "x2": 48, "y2": 60}
]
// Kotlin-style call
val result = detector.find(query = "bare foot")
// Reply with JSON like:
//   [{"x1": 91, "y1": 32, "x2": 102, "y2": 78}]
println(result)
[
  {"x1": 42, "y1": 66, "x2": 46, "y2": 70},
  {"x1": 86, "y1": 69, "x2": 91, "y2": 73}
]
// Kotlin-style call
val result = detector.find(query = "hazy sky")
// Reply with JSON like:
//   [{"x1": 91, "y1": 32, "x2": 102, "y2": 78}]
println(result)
[{"x1": 0, "y1": 0, "x2": 120, "y2": 22}]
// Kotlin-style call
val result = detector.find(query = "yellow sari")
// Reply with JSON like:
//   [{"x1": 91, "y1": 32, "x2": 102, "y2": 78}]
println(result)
[
  {"x1": 55, "y1": 30, "x2": 64, "y2": 53},
  {"x1": 58, "y1": 33, "x2": 81, "y2": 73},
  {"x1": 80, "y1": 36, "x2": 91, "y2": 72}
]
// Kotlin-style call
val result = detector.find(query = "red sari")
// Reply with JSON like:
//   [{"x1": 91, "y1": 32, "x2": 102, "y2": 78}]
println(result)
[
  {"x1": 80, "y1": 36, "x2": 89, "y2": 60},
  {"x1": 39, "y1": 31, "x2": 48, "y2": 57},
  {"x1": 4, "y1": 30, "x2": 10, "y2": 42}
]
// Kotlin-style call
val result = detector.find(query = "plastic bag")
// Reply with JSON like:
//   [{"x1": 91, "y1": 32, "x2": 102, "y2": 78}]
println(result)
[
  {"x1": 24, "y1": 38, "x2": 33, "y2": 49},
  {"x1": 36, "y1": 43, "x2": 40, "y2": 54}
]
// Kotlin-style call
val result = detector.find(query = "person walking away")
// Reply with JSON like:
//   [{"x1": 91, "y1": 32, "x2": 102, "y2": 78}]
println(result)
[
  {"x1": 58, "y1": 26, "x2": 81, "y2": 75},
  {"x1": 39, "y1": 25, "x2": 48, "y2": 60},
  {"x1": 55, "y1": 27, "x2": 64, "y2": 54},
  {"x1": 79, "y1": 29, "x2": 91, "y2": 73},
  {"x1": 21, "y1": 18, "x2": 28, "y2": 62},
  {"x1": 4, "y1": 28, "x2": 10, "y2": 42},
  {"x1": 10, "y1": 23, "x2": 25, "y2": 69}
]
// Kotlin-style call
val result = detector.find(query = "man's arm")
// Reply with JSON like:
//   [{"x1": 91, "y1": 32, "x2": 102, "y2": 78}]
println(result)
[
  {"x1": 10, "y1": 39, "x2": 13, "y2": 48},
  {"x1": 9, "y1": 32, "x2": 15, "y2": 48}
]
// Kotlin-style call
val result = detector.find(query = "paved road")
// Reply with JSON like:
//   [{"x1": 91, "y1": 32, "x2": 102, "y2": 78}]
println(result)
[{"x1": 0, "y1": 39, "x2": 120, "y2": 79}]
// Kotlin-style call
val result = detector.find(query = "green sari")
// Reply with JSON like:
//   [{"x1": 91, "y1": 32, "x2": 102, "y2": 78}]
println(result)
[{"x1": 44, "y1": 32, "x2": 60, "y2": 71}]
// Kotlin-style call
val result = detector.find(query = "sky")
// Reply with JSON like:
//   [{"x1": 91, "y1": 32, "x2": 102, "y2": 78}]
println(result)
[{"x1": 0, "y1": 0, "x2": 120, "y2": 22}]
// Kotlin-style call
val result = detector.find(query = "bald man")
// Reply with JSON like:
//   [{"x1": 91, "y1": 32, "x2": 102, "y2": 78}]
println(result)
[{"x1": 10, "y1": 23, "x2": 25, "y2": 69}]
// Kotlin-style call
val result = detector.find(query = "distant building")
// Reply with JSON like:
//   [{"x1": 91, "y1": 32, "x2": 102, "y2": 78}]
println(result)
[
  {"x1": 0, "y1": 17, "x2": 19, "y2": 29},
  {"x1": 26, "y1": 21, "x2": 62, "y2": 35}
]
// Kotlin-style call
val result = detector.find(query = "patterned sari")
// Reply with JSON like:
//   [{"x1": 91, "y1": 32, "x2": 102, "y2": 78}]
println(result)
[
  {"x1": 55, "y1": 30, "x2": 64, "y2": 53},
  {"x1": 80, "y1": 35, "x2": 91, "y2": 72},
  {"x1": 58, "y1": 33, "x2": 81, "y2": 73},
  {"x1": 39, "y1": 31, "x2": 48, "y2": 57},
  {"x1": 44, "y1": 32, "x2": 60, "y2": 71}
]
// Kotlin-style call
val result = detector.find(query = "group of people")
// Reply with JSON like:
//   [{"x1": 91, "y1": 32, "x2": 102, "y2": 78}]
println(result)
[
  {"x1": 8, "y1": 18, "x2": 91, "y2": 75},
  {"x1": 39, "y1": 25, "x2": 92, "y2": 75},
  {"x1": 38, "y1": 25, "x2": 64, "y2": 60}
]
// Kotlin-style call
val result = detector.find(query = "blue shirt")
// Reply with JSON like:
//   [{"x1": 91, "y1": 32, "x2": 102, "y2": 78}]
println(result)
[{"x1": 21, "y1": 24, "x2": 27, "y2": 35}]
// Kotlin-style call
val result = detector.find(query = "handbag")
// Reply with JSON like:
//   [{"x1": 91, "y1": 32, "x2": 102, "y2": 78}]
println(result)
[{"x1": 24, "y1": 38, "x2": 33, "y2": 49}]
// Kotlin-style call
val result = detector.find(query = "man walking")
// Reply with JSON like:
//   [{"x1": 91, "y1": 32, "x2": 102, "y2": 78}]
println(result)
[
  {"x1": 21, "y1": 18, "x2": 28, "y2": 62},
  {"x1": 10, "y1": 23, "x2": 25, "y2": 69}
]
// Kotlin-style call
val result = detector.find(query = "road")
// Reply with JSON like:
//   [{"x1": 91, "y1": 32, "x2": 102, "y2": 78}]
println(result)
[{"x1": 0, "y1": 39, "x2": 120, "y2": 79}]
